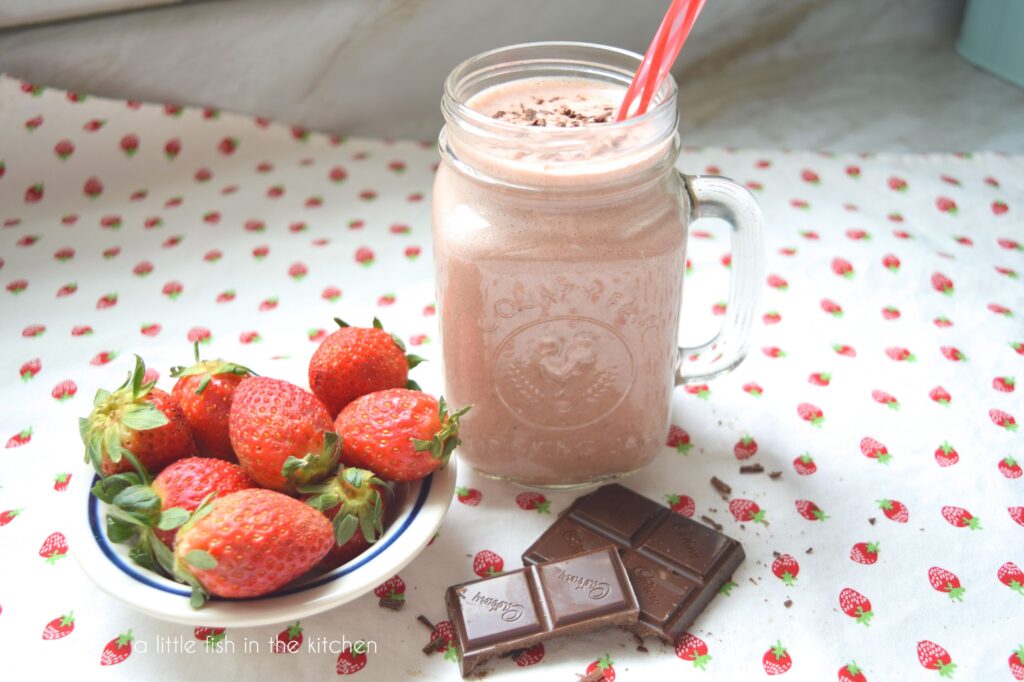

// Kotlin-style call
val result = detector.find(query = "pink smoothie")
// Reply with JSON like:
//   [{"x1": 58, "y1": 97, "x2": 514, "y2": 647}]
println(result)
[{"x1": 433, "y1": 77, "x2": 685, "y2": 487}]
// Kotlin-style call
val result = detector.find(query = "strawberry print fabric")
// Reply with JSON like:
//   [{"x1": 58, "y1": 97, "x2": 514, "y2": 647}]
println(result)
[{"x1": 1, "y1": 73, "x2": 1022, "y2": 680}]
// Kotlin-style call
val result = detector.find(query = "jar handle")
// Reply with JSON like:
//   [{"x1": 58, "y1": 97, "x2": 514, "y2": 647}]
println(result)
[{"x1": 675, "y1": 174, "x2": 765, "y2": 385}]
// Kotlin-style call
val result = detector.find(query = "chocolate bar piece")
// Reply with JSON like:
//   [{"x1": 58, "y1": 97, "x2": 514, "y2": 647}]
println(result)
[
  {"x1": 445, "y1": 547, "x2": 639, "y2": 677},
  {"x1": 522, "y1": 483, "x2": 744, "y2": 643}
]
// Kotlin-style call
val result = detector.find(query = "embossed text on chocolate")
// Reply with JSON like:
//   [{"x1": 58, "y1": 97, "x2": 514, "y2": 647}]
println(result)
[
  {"x1": 469, "y1": 590, "x2": 525, "y2": 622},
  {"x1": 554, "y1": 569, "x2": 611, "y2": 599}
]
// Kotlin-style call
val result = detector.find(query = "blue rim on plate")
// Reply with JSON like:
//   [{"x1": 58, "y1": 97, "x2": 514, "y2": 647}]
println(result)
[{"x1": 87, "y1": 473, "x2": 432, "y2": 599}]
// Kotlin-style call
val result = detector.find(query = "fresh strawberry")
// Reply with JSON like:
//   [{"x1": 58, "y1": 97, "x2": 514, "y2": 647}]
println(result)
[
  {"x1": 917, "y1": 640, "x2": 955, "y2": 678},
  {"x1": 734, "y1": 435, "x2": 758, "y2": 459},
  {"x1": 173, "y1": 489, "x2": 333, "y2": 604},
  {"x1": 170, "y1": 343, "x2": 255, "y2": 460},
  {"x1": 308, "y1": 318, "x2": 418, "y2": 416},
  {"x1": 998, "y1": 562, "x2": 1024, "y2": 595},
  {"x1": 100, "y1": 631, "x2": 133, "y2": 666},
  {"x1": 820, "y1": 299, "x2": 843, "y2": 317},
  {"x1": 994, "y1": 376, "x2": 1016, "y2": 393},
  {"x1": 516, "y1": 492, "x2": 551, "y2": 514},
  {"x1": 929, "y1": 386, "x2": 952, "y2": 406},
  {"x1": 473, "y1": 549, "x2": 504, "y2": 577},
  {"x1": 928, "y1": 567, "x2": 965, "y2": 601},
  {"x1": 53, "y1": 472, "x2": 71, "y2": 491},
  {"x1": 39, "y1": 532, "x2": 68, "y2": 563},
  {"x1": 990, "y1": 408, "x2": 1018, "y2": 432},
  {"x1": 299, "y1": 467, "x2": 391, "y2": 570},
  {"x1": 586, "y1": 654, "x2": 615, "y2": 681},
  {"x1": 839, "y1": 588, "x2": 873, "y2": 625},
  {"x1": 1, "y1": 508, "x2": 23, "y2": 526},
  {"x1": 1010, "y1": 646, "x2": 1024, "y2": 680},
  {"x1": 793, "y1": 453, "x2": 816, "y2": 475},
  {"x1": 675, "y1": 633, "x2": 711, "y2": 670},
  {"x1": 797, "y1": 402, "x2": 824, "y2": 427},
  {"x1": 860, "y1": 437, "x2": 891, "y2": 465},
  {"x1": 729, "y1": 499, "x2": 766, "y2": 524},
  {"x1": 665, "y1": 493, "x2": 695, "y2": 517},
  {"x1": 869, "y1": 390, "x2": 898, "y2": 410},
  {"x1": 886, "y1": 347, "x2": 916, "y2": 362},
  {"x1": 373, "y1": 576, "x2": 406, "y2": 602},
  {"x1": 335, "y1": 389, "x2": 468, "y2": 482},
  {"x1": 336, "y1": 642, "x2": 369, "y2": 675},
  {"x1": 194, "y1": 626, "x2": 226, "y2": 648},
  {"x1": 940, "y1": 346, "x2": 967, "y2": 362},
  {"x1": 274, "y1": 622, "x2": 304, "y2": 653},
  {"x1": 838, "y1": 661, "x2": 867, "y2": 682},
  {"x1": 772, "y1": 554, "x2": 799, "y2": 585},
  {"x1": 81, "y1": 356, "x2": 195, "y2": 476},
  {"x1": 456, "y1": 487, "x2": 482, "y2": 506},
  {"x1": 809, "y1": 372, "x2": 831, "y2": 387},
  {"x1": 762, "y1": 641, "x2": 792, "y2": 675},
  {"x1": 1000, "y1": 457, "x2": 1022, "y2": 479},
  {"x1": 229, "y1": 377, "x2": 338, "y2": 491},
  {"x1": 796, "y1": 499, "x2": 828, "y2": 521},
  {"x1": 150, "y1": 457, "x2": 254, "y2": 545},
  {"x1": 42, "y1": 611, "x2": 75, "y2": 640},
  {"x1": 933, "y1": 442, "x2": 958, "y2": 467},
  {"x1": 941, "y1": 506, "x2": 981, "y2": 530},
  {"x1": 515, "y1": 643, "x2": 545, "y2": 666}
]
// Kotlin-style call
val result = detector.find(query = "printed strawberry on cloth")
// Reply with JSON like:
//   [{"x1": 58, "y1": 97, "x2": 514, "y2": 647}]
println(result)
[{"x1": 0, "y1": 73, "x2": 1022, "y2": 680}]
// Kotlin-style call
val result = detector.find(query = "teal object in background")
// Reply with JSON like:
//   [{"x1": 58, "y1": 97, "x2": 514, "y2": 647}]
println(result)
[{"x1": 958, "y1": 0, "x2": 1024, "y2": 89}]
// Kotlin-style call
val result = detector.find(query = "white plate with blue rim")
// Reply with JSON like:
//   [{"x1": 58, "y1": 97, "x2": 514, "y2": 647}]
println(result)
[{"x1": 70, "y1": 456, "x2": 456, "y2": 626}]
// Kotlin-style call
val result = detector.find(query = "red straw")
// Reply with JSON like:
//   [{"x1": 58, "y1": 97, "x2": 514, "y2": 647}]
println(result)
[{"x1": 617, "y1": 0, "x2": 707, "y2": 121}]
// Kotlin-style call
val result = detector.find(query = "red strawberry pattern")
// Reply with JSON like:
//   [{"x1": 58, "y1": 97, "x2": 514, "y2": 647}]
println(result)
[
  {"x1": 762, "y1": 641, "x2": 792, "y2": 675},
  {"x1": 100, "y1": 631, "x2": 133, "y2": 666},
  {"x1": 0, "y1": 75, "x2": 1020, "y2": 680}
]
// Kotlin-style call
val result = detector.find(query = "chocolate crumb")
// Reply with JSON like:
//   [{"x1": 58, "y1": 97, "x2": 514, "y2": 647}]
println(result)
[
  {"x1": 805, "y1": 547, "x2": 813, "y2": 554},
  {"x1": 868, "y1": 517, "x2": 876, "y2": 526},
  {"x1": 772, "y1": 550, "x2": 781, "y2": 558},
  {"x1": 492, "y1": 110, "x2": 506, "y2": 119},
  {"x1": 700, "y1": 515, "x2": 723, "y2": 531},
  {"x1": 768, "y1": 471, "x2": 782, "y2": 479},
  {"x1": 422, "y1": 635, "x2": 446, "y2": 656},
  {"x1": 379, "y1": 597, "x2": 404, "y2": 611},
  {"x1": 524, "y1": 108, "x2": 537, "y2": 121},
  {"x1": 740, "y1": 464, "x2": 764, "y2": 474},
  {"x1": 417, "y1": 615, "x2": 435, "y2": 631},
  {"x1": 710, "y1": 476, "x2": 732, "y2": 495},
  {"x1": 593, "y1": 115, "x2": 609, "y2": 123},
  {"x1": 533, "y1": 97, "x2": 545, "y2": 105},
  {"x1": 632, "y1": 633, "x2": 648, "y2": 653},
  {"x1": 784, "y1": 599, "x2": 793, "y2": 608}
]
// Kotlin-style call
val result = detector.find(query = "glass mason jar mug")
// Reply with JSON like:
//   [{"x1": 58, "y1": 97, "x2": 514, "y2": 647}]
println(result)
[{"x1": 432, "y1": 43, "x2": 763, "y2": 488}]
